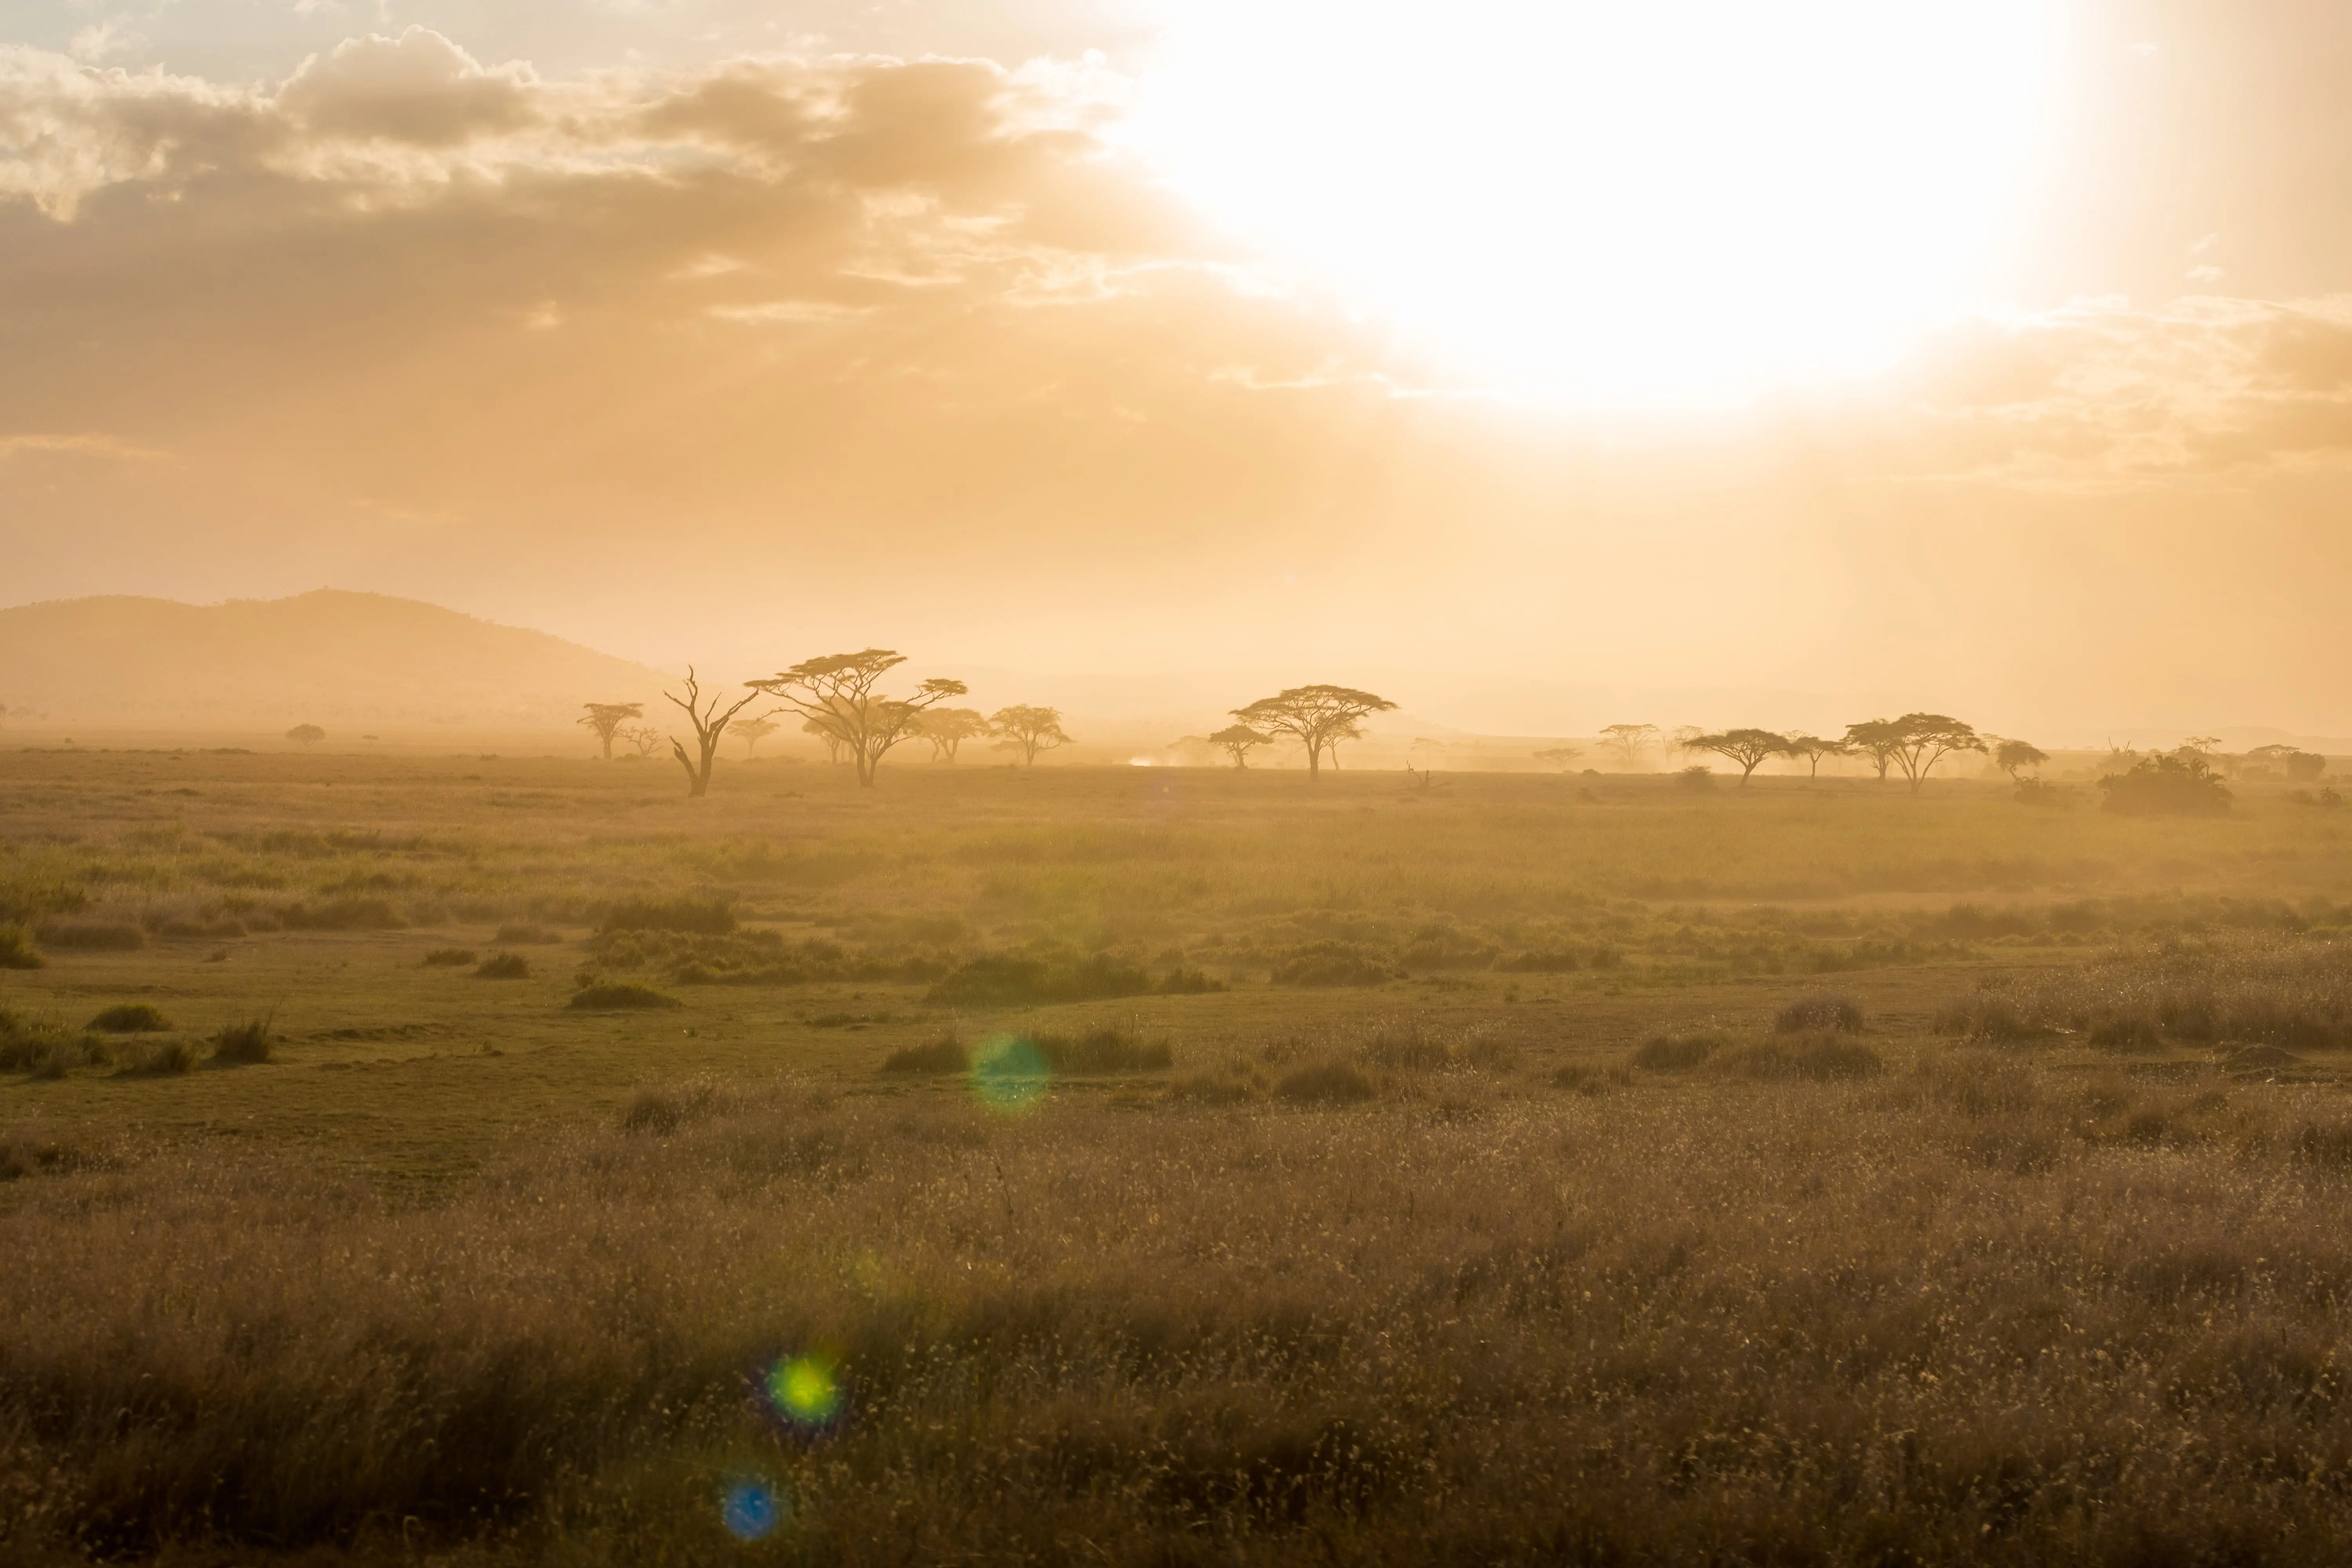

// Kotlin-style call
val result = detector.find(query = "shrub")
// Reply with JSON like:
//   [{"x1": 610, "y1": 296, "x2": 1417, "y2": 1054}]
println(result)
[
  {"x1": 496, "y1": 923, "x2": 563, "y2": 945},
  {"x1": 1031, "y1": 1028, "x2": 1174, "y2": 1074},
  {"x1": 36, "y1": 919, "x2": 147, "y2": 951},
  {"x1": 1156, "y1": 966, "x2": 1227, "y2": 994},
  {"x1": 209, "y1": 1020, "x2": 273, "y2": 1065},
  {"x1": 1677, "y1": 765, "x2": 1716, "y2": 791},
  {"x1": 2087, "y1": 1015, "x2": 2165, "y2": 1053},
  {"x1": 619, "y1": 1080, "x2": 731, "y2": 1135},
  {"x1": 1270, "y1": 941, "x2": 1396, "y2": 987},
  {"x1": 2013, "y1": 778, "x2": 2073, "y2": 809},
  {"x1": 88, "y1": 1003, "x2": 171, "y2": 1033},
  {"x1": 567, "y1": 983, "x2": 680, "y2": 1010},
  {"x1": 2099, "y1": 753, "x2": 2232, "y2": 816},
  {"x1": 1631, "y1": 1033, "x2": 1724, "y2": 1071},
  {"x1": 880, "y1": 1036, "x2": 971, "y2": 1075},
  {"x1": 423, "y1": 948, "x2": 477, "y2": 967},
  {"x1": 1, "y1": 1027, "x2": 110, "y2": 1076},
  {"x1": 1276, "y1": 1060, "x2": 1377, "y2": 1103},
  {"x1": 475, "y1": 953, "x2": 532, "y2": 979},
  {"x1": 1714, "y1": 1036, "x2": 1885, "y2": 1082},
  {"x1": 0, "y1": 923, "x2": 43, "y2": 969},
  {"x1": 1494, "y1": 949, "x2": 1581, "y2": 973},
  {"x1": 1774, "y1": 993, "x2": 1864, "y2": 1034},
  {"x1": 276, "y1": 898, "x2": 405, "y2": 931},
  {"x1": 599, "y1": 896, "x2": 735, "y2": 935},
  {"x1": 120, "y1": 1039, "x2": 197, "y2": 1076}
]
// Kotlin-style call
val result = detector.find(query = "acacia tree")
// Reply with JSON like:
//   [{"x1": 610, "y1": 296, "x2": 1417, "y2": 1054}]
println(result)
[
  {"x1": 991, "y1": 705, "x2": 1072, "y2": 766},
  {"x1": 1684, "y1": 729, "x2": 1789, "y2": 785},
  {"x1": 1209, "y1": 724, "x2": 1270, "y2": 768},
  {"x1": 579, "y1": 702, "x2": 642, "y2": 761},
  {"x1": 1534, "y1": 746, "x2": 1583, "y2": 771},
  {"x1": 619, "y1": 722, "x2": 665, "y2": 759},
  {"x1": 749, "y1": 650, "x2": 966, "y2": 787},
  {"x1": 1597, "y1": 724, "x2": 1657, "y2": 771},
  {"x1": 916, "y1": 707, "x2": 989, "y2": 762},
  {"x1": 286, "y1": 724, "x2": 324, "y2": 749},
  {"x1": 664, "y1": 667, "x2": 764, "y2": 798},
  {"x1": 803, "y1": 716, "x2": 848, "y2": 765},
  {"x1": 735, "y1": 716, "x2": 779, "y2": 757},
  {"x1": 1232, "y1": 686, "x2": 1396, "y2": 780},
  {"x1": 1877, "y1": 713, "x2": 1987, "y2": 792},
  {"x1": 1995, "y1": 739, "x2": 2049, "y2": 780},
  {"x1": 1842, "y1": 719, "x2": 1906, "y2": 782},
  {"x1": 1781, "y1": 734, "x2": 1848, "y2": 778}
]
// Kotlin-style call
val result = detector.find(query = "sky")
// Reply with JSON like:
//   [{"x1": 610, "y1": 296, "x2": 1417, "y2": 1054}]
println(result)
[{"x1": 4, "y1": 0, "x2": 2352, "y2": 737}]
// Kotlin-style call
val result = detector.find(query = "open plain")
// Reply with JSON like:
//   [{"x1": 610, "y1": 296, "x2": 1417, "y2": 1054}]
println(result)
[{"x1": 7, "y1": 748, "x2": 2352, "y2": 1565}]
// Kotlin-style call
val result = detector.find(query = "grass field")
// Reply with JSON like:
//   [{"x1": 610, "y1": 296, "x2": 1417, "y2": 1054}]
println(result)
[{"x1": 6, "y1": 750, "x2": 2352, "y2": 1563}]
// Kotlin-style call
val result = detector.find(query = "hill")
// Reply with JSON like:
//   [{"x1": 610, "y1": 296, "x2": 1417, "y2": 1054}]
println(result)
[{"x1": 0, "y1": 591, "x2": 669, "y2": 731}]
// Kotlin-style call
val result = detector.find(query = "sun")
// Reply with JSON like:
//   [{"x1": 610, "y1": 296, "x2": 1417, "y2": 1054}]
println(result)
[{"x1": 1130, "y1": 1, "x2": 2054, "y2": 403}]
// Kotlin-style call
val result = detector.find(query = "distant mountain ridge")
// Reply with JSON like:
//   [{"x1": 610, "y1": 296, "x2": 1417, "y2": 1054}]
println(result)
[{"x1": 0, "y1": 591, "x2": 669, "y2": 729}]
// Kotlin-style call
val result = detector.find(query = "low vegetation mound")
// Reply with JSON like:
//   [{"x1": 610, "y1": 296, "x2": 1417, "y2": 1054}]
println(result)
[
  {"x1": 1631, "y1": 1033, "x2": 1726, "y2": 1071},
  {"x1": 475, "y1": 953, "x2": 532, "y2": 979},
  {"x1": 208, "y1": 1019, "x2": 273, "y2": 1065},
  {"x1": 495, "y1": 923, "x2": 562, "y2": 945},
  {"x1": 1711, "y1": 1036, "x2": 1885, "y2": 1081},
  {"x1": 1275, "y1": 1059, "x2": 1378, "y2": 1103},
  {"x1": 0, "y1": 923, "x2": 42, "y2": 969},
  {"x1": 422, "y1": 947, "x2": 477, "y2": 967},
  {"x1": 926, "y1": 953, "x2": 1152, "y2": 1006},
  {"x1": 88, "y1": 1003, "x2": 171, "y2": 1033},
  {"x1": 2100, "y1": 753, "x2": 2233, "y2": 817},
  {"x1": 1773, "y1": 993, "x2": 1864, "y2": 1034},
  {"x1": 1029, "y1": 1027, "x2": 1174, "y2": 1074},
  {"x1": 567, "y1": 983, "x2": 680, "y2": 1011},
  {"x1": 1937, "y1": 933, "x2": 2352, "y2": 1051},
  {"x1": 119, "y1": 1039, "x2": 197, "y2": 1076},
  {"x1": 1269, "y1": 941, "x2": 1396, "y2": 987},
  {"x1": 36, "y1": 919, "x2": 145, "y2": 951}
]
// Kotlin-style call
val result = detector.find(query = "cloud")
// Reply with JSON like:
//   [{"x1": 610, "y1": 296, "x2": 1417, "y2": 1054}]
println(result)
[{"x1": 277, "y1": 27, "x2": 535, "y2": 145}]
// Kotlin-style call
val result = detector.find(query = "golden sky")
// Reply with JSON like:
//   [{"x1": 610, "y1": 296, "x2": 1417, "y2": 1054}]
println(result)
[{"x1": 4, "y1": 2, "x2": 2351, "y2": 735}]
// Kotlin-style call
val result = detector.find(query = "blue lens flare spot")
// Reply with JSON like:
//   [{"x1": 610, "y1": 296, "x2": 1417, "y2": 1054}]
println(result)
[
  {"x1": 972, "y1": 1035, "x2": 1051, "y2": 1110},
  {"x1": 719, "y1": 1478, "x2": 784, "y2": 1541},
  {"x1": 767, "y1": 1354, "x2": 844, "y2": 1427}
]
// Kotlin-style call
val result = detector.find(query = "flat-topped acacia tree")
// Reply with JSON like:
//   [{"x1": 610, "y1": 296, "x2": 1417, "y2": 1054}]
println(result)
[
  {"x1": 749, "y1": 650, "x2": 966, "y2": 787},
  {"x1": 1231, "y1": 685, "x2": 1396, "y2": 780},
  {"x1": 916, "y1": 707, "x2": 990, "y2": 762},
  {"x1": 579, "y1": 702, "x2": 642, "y2": 760},
  {"x1": 1683, "y1": 729, "x2": 1790, "y2": 785},
  {"x1": 990, "y1": 705, "x2": 1071, "y2": 766},
  {"x1": 1847, "y1": 713, "x2": 1987, "y2": 792},
  {"x1": 1781, "y1": 734, "x2": 1848, "y2": 779}
]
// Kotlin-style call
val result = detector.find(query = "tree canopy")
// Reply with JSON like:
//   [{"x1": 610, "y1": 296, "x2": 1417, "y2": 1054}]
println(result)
[
  {"x1": 1231, "y1": 686, "x2": 1395, "y2": 779},
  {"x1": 748, "y1": 650, "x2": 966, "y2": 787},
  {"x1": 1857, "y1": 713, "x2": 1987, "y2": 792},
  {"x1": 284, "y1": 724, "x2": 324, "y2": 749},
  {"x1": 914, "y1": 707, "x2": 990, "y2": 763},
  {"x1": 1780, "y1": 734, "x2": 1847, "y2": 778},
  {"x1": 578, "y1": 702, "x2": 642, "y2": 761},
  {"x1": 1994, "y1": 739, "x2": 2048, "y2": 779},
  {"x1": 990, "y1": 706, "x2": 1071, "y2": 766},
  {"x1": 1682, "y1": 729, "x2": 1788, "y2": 784},
  {"x1": 1597, "y1": 724, "x2": 1657, "y2": 770},
  {"x1": 1208, "y1": 724, "x2": 1270, "y2": 768}
]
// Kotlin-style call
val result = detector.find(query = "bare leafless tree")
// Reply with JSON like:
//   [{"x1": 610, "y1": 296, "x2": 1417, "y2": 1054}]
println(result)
[{"x1": 664, "y1": 667, "x2": 764, "y2": 798}]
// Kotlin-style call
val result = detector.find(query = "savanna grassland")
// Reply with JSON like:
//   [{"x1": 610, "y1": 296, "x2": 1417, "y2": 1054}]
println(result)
[{"x1": 7, "y1": 747, "x2": 2352, "y2": 1566}]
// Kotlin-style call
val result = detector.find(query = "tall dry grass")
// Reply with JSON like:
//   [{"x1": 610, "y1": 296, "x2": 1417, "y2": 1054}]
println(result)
[{"x1": 11, "y1": 1054, "x2": 2352, "y2": 1563}]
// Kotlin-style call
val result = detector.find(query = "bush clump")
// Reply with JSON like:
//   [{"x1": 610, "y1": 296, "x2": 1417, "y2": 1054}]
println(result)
[
  {"x1": 2100, "y1": 753, "x2": 2232, "y2": 817},
  {"x1": 1631, "y1": 1033, "x2": 1726, "y2": 1071},
  {"x1": 496, "y1": 923, "x2": 562, "y2": 945},
  {"x1": 423, "y1": 948, "x2": 477, "y2": 967},
  {"x1": 567, "y1": 983, "x2": 681, "y2": 1011},
  {"x1": 88, "y1": 1003, "x2": 171, "y2": 1033},
  {"x1": 475, "y1": 953, "x2": 532, "y2": 980},
  {"x1": 209, "y1": 1020, "x2": 273, "y2": 1065},
  {"x1": 120, "y1": 1039, "x2": 197, "y2": 1076},
  {"x1": 0, "y1": 923, "x2": 43, "y2": 969},
  {"x1": 1270, "y1": 941, "x2": 1396, "y2": 987},
  {"x1": 276, "y1": 898, "x2": 405, "y2": 931},
  {"x1": 1774, "y1": 993, "x2": 1865, "y2": 1034},
  {"x1": 1156, "y1": 967, "x2": 1227, "y2": 994},
  {"x1": 927, "y1": 953, "x2": 1152, "y2": 1006},
  {"x1": 880, "y1": 1036, "x2": 971, "y2": 1075},
  {"x1": 599, "y1": 897, "x2": 735, "y2": 935}
]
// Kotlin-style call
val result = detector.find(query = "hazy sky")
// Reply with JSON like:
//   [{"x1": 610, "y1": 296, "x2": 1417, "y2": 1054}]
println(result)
[{"x1": 4, "y1": 1, "x2": 2351, "y2": 733}]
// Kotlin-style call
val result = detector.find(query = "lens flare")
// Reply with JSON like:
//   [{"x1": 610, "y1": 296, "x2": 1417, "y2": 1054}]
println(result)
[
  {"x1": 766, "y1": 1354, "x2": 844, "y2": 1428},
  {"x1": 719, "y1": 1477, "x2": 784, "y2": 1541},
  {"x1": 971, "y1": 1035, "x2": 1052, "y2": 1111}
]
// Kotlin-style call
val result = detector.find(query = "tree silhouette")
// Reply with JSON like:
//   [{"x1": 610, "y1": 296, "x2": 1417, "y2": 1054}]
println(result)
[
  {"x1": 749, "y1": 650, "x2": 966, "y2": 787},
  {"x1": 618, "y1": 723, "x2": 664, "y2": 759},
  {"x1": 1683, "y1": 729, "x2": 1789, "y2": 785},
  {"x1": 1994, "y1": 739, "x2": 2049, "y2": 780},
  {"x1": 285, "y1": 724, "x2": 324, "y2": 749},
  {"x1": 663, "y1": 667, "x2": 763, "y2": 798},
  {"x1": 1780, "y1": 734, "x2": 1847, "y2": 778},
  {"x1": 915, "y1": 707, "x2": 989, "y2": 762},
  {"x1": 1533, "y1": 746, "x2": 1583, "y2": 771},
  {"x1": 803, "y1": 716, "x2": 847, "y2": 765},
  {"x1": 1209, "y1": 724, "x2": 1271, "y2": 768},
  {"x1": 990, "y1": 705, "x2": 1071, "y2": 766},
  {"x1": 1232, "y1": 686, "x2": 1395, "y2": 780},
  {"x1": 735, "y1": 716, "x2": 779, "y2": 757},
  {"x1": 1841, "y1": 719, "x2": 1906, "y2": 782},
  {"x1": 579, "y1": 702, "x2": 642, "y2": 761},
  {"x1": 1872, "y1": 713, "x2": 1986, "y2": 793},
  {"x1": 1597, "y1": 724, "x2": 1657, "y2": 771}
]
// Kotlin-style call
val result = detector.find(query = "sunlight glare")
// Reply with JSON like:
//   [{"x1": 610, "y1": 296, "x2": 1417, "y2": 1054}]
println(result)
[{"x1": 1131, "y1": 1, "x2": 2053, "y2": 401}]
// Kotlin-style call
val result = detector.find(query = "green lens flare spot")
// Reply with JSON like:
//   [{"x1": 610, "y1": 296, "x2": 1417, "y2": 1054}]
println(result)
[
  {"x1": 971, "y1": 1035, "x2": 1052, "y2": 1110},
  {"x1": 768, "y1": 1355, "x2": 843, "y2": 1425}
]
